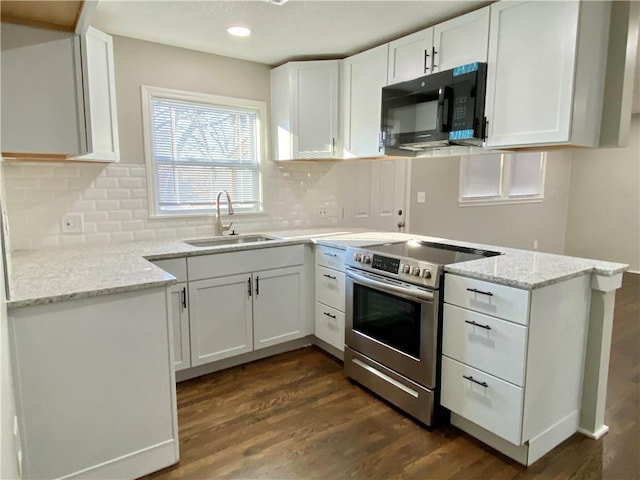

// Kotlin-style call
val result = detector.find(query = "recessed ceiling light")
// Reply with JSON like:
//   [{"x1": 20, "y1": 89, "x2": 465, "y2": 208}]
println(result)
[{"x1": 226, "y1": 26, "x2": 251, "y2": 37}]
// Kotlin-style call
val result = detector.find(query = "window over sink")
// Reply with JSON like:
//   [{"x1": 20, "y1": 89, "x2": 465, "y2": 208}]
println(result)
[
  {"x1": 141, "y1": 86, "x2": 265, "y2": 218},
  {"x1": 459, "y1": 152, "x2": 546, "y2": 206}
]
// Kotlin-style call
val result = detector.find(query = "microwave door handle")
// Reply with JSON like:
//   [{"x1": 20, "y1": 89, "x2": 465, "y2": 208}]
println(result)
[{"x1": 437, "y1": 87, "x2": 452, "y2": 132}]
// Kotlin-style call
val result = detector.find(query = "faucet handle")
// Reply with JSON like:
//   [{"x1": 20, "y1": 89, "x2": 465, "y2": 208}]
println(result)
[{"x1": 222, "y1": 221, "x2": 233, "y2": 234}]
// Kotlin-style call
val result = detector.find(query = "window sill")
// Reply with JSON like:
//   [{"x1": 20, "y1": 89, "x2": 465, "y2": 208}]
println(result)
[
  {"x1": 458, "y1": 197, "x2": 544, "y2": 207},
  {"x1": 148, "y1": 210, "x2": 269, "y2": 221}
]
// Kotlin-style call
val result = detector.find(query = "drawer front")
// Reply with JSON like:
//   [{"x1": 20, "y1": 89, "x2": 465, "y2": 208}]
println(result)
[
  {"x1": 441, "y1": 356, "x2": 523, "y2": 445},
  {"x1": 315, "y1": 266, "x2": 346, "y2": 311},
  {"x1": 188, "y1": 245, "x2": 304, "y2": 281},
  {"x1": 315, "y1": 245, "x2": 346, "y2": 271},
  {"x1": 442, "y1": 304, "x2": 527, "y2": 386},
  {"x1": 444, "y1": 274, "x2": 530, "y2": 325},
  {"x1": 315, "y1": 302, "x2": 345, "y2": 351},
  {"x1": 152, "y1": 257, "x2": 187, "y2": 282}
]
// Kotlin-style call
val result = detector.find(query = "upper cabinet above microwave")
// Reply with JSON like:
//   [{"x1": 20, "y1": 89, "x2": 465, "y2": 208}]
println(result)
[
  {"x1": 387, "y1": 6, "x2": 490, "y2": 85},
  {"x1": 484, "y1": 0, "x2": 611, "y2": 149},
  {"x1": 270, "y1": 60, "x2": 340, "y2": 161},
  {"x1": 1, "y1": 24, "x2": 120, "y2": 162}
]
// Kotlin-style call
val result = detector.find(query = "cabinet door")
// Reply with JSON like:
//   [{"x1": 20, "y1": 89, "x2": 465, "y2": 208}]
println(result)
[
  {"x1": 271, "y1": 60, "x2": 339, "y2": 160},
  {"x1": 168, "y1": 283, "x2": 190, "y2": 371},
  {"x1": 342, "y1": 44, "x2": 388, "y2": 158},
  {"x1": 484, "y1": 1, "x2": 580, "y2": 147},
  {"x1": 189, "y1": 274, "x2": 253, "y2": 366},
  {"x1": 253, "y1": 266, "x2": 305, "y2": 350},
  {"x1": 387, "y1": 28, "x2": 433, "y2": 84},
  {"x1": 432, "y1": 6, "x2": 490, "y2": 73},
  {"x1": 76, "y1": 27, "x2": 120, "y2": 162},
  {"x1": 0, "y1": 24, "x2": 85, "y2": 156}
]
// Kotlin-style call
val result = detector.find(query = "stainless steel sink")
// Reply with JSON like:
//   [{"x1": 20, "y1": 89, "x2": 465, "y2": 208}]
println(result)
[{"x1": 185, "y1": 235, "x2": 276, "y2": 248}]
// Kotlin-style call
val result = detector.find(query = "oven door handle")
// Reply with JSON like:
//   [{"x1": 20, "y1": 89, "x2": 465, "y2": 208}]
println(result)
[{"x1": 346, "y1": 269, "x2": 434, "y2": 302}]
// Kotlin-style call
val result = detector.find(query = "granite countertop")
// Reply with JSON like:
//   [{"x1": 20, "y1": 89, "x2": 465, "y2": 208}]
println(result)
[{"x1": 7, "y1": 228, "x2": 628, "y2": 309}]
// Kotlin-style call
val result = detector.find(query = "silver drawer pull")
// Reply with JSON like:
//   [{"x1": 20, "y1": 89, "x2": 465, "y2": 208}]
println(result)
[
  {"x1": 323, "y1": 312, "x2": 336, "y2": 319},
  {"x1": 323, "y1": 252, "x2": 338, "y2": 257},
  {"x1": 463, "y1": 375, "x2": 488, "y2": 388},
  {"x1": 323, "y1": 274, "x2": 337, "y2": 280},
  {"x1": 465, "y1": 320, "x2": 491, "y2": 330},
  {"x1": 466, "y1": 287, "x2": 493, "y2": 297}
]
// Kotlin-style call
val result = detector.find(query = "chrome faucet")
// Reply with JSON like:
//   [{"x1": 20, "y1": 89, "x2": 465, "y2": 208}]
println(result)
[{"x1": 214, "y1": 190, "x2": 234, "y2": 236}]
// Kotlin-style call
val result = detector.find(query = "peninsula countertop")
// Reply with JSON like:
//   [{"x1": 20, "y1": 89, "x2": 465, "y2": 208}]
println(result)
[{"x1": 7, "y1": 229, "x2": 628, "y2": 308}]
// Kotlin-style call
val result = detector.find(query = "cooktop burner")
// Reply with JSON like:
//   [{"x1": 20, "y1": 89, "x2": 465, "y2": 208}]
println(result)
[
  {"x1": 368, "y1": 240, "x2": 502, "y2": 265},
  {"x1": 345, "y1": 240, "x2": 501, "y2": 289}
]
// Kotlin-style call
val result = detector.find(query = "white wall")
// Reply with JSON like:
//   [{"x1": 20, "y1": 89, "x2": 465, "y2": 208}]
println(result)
[
  {"x1": 408, "y1": 151, "x2": 573, "y2": 253},
  {"x1": 565, "y1": 114, "x2": 640, "y2": 271},
  {"x1": 2, "y1": 35, "x2": 340, "y2": 249}
]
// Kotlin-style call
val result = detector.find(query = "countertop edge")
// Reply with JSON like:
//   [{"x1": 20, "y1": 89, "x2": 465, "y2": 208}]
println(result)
[{"x1": 7, "y1": 277, "x2": 177, "y2": 310}]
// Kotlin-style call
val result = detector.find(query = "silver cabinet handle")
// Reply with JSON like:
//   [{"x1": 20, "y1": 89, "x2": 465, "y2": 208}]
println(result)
[{"x1": 463, "y1": 375, "x2": 488, "y2": 388}]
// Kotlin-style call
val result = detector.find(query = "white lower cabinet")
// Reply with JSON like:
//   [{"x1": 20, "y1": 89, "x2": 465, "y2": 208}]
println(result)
[
  {"x1": 441, "y1": 356, "x2": 524, "y2": 445},
  {"x1": 167, "y1": 282, "x2": 191, "y2": 371},
  {"x1": 253, "y1": 266, "x2": 305, "y2": 350},
  {"x1": 442, "y1": 272, "x2": 591, "y2": 465},
  {"x1": 314, "y1": 245, "x2": 347, "y2": 353},
  {"x1": 189, "y1": 274, "x2": 254, "y2": 366}
]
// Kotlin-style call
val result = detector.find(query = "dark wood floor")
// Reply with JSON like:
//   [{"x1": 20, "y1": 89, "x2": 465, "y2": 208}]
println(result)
[{"x1": 146, "y1": 273, "x2": 639, "y2": 480}]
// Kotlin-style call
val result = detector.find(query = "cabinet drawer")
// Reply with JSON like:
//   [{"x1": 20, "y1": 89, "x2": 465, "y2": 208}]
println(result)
[
  {"x1": 315, "y1": 245, "x2": 346, "y2": 271},
  {"x1": 442, "y1": 304, "x2": 527, "y2": 386},
  {"x1": 444, "y1": 274, "x2": 530, "y2": 325},
  {"x1": 315, "y1": 302, "x2": 345, "y2": 352},
  {"x1": 152, "y1": 257, "x2": 187, "y2": 282},
  {"x1": 316, "y1": 266, "x2": 346, "y2": 311},
  {"x1": 188, "y1": 245, "x2": 304, "y2": 281},
  {"x1": 441, "y1": 356, "x2": 523, "y2": 445}
]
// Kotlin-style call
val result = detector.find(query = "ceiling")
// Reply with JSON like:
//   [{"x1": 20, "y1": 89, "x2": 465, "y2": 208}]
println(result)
[{"x1": 90, "y1": 0, "x2": 491, "y2": 66}]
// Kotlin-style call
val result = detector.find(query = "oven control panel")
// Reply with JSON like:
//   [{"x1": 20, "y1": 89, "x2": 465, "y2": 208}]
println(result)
[{"x1": 346, "y1": 248, "x2": 439, "y2": 288}]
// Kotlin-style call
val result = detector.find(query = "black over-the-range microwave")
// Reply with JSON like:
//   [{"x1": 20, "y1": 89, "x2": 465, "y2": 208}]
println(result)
[{"x1": 380, "y1": 62, "x2": 487, "y2": 156}]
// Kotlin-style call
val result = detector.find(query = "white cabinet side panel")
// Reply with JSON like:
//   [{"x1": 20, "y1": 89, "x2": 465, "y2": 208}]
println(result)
[
  {"x1": 9, "y1": 289, "x2": 175, "y2": 479},
  {"x1": 521, "y1": 274, "x2": 590, "y2": 442}
]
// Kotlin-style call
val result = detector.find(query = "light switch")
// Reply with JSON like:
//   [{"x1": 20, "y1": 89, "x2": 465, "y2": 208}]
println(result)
[{"x1": 417, "y1": 191, "x2": 426, "y2": 203}]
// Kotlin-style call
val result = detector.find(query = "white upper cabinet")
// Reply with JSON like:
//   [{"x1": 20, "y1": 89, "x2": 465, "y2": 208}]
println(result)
[
  {"x1": 484, "y1": 0, "x2": 611, "y2": 148},
  {"x1": 387, "y1": 7, "x2": 490, "y2": 85},
  {"x1": 432, "y1": 6, "x2": 490, "y2": 73},
  {"x1": 1, "y1": 24, "x2": 120, "y2": 162},
  {"x1": 341, "y1": 44, "x2": 389, "y2": 158},
  {"x1": 270, "y1": 60, "x2": 340, "y2": 160},
  {"x1": 387, "y1": 28, "x2": 433, "y2": 85}
]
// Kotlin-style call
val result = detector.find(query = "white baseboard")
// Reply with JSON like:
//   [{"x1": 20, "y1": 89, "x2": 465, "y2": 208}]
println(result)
[
  {"x1": 61, "y1": 439, "x2": 178, "y2": 480},
  {"x1": 577, "y1": 424, "x2": 609, "y2": 439},
  {"x1": 528, "y1": 410, "x2": 579, "y2": 465}
]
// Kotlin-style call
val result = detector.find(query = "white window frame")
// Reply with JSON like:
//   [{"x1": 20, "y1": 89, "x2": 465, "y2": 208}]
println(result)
[
  {"x1": 141, "y1": 85, "x2": 267, "y2": 219},
  {"x1": 459, "y1": 152, "x2": 546, "y2": 206}
]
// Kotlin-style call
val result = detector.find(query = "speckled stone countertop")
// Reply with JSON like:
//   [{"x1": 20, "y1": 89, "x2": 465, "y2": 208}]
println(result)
[{"x1": 7, "y1": 229, "x2": 627, "y2": 309}]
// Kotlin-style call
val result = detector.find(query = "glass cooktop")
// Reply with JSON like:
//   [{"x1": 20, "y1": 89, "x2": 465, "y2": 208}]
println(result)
[{"x1": 367, "y1": 240, "x2": 502, "y2": 265}]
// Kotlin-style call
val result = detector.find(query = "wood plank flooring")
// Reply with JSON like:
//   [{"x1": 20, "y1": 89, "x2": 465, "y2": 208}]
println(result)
[{"x1": 146, "y1": 273, "x2": 639, "y2": 479}]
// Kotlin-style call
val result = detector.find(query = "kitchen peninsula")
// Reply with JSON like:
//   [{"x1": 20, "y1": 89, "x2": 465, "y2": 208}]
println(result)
[{"x1": 6, "y1": 229, "x2": 626, "y2": 477}]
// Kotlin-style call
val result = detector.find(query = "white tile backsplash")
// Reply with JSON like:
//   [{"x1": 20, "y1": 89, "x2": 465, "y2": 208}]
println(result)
[{"x1": 2, "y1": 159, "x2": 340, "y2": 250}]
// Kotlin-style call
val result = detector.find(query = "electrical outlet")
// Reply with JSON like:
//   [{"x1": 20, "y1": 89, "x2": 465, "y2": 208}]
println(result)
[
  {"x1": 62, "y1": 213, "x2": 84, "y2": 234},
  {"x1": 417, "y1": 191, "x2": 426, "y2": 203},
  {"x1": 318, "y1": 206, "x2": 327, "y2": 218}
]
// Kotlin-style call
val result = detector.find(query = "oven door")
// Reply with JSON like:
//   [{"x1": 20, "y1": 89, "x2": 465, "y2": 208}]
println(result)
[{"x1": 345, "y1": 268, "x2": 439, "y2": 389}]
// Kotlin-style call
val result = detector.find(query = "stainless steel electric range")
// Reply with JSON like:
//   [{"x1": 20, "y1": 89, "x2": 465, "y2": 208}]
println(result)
[{"x1": 344, "y1": 239, "x2": 501, "y2": 425}]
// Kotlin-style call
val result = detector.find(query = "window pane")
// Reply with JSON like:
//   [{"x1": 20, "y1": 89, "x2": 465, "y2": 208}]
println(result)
[
  {"x1": 508, "y1": 152, "x2": 543, "y2": 197},
  {"x1": 148, "y1": 95, "x2": 261, "y2": 215},
  {"x1": 461, "y1": 154, "x2": 502, "y2": 198}
]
